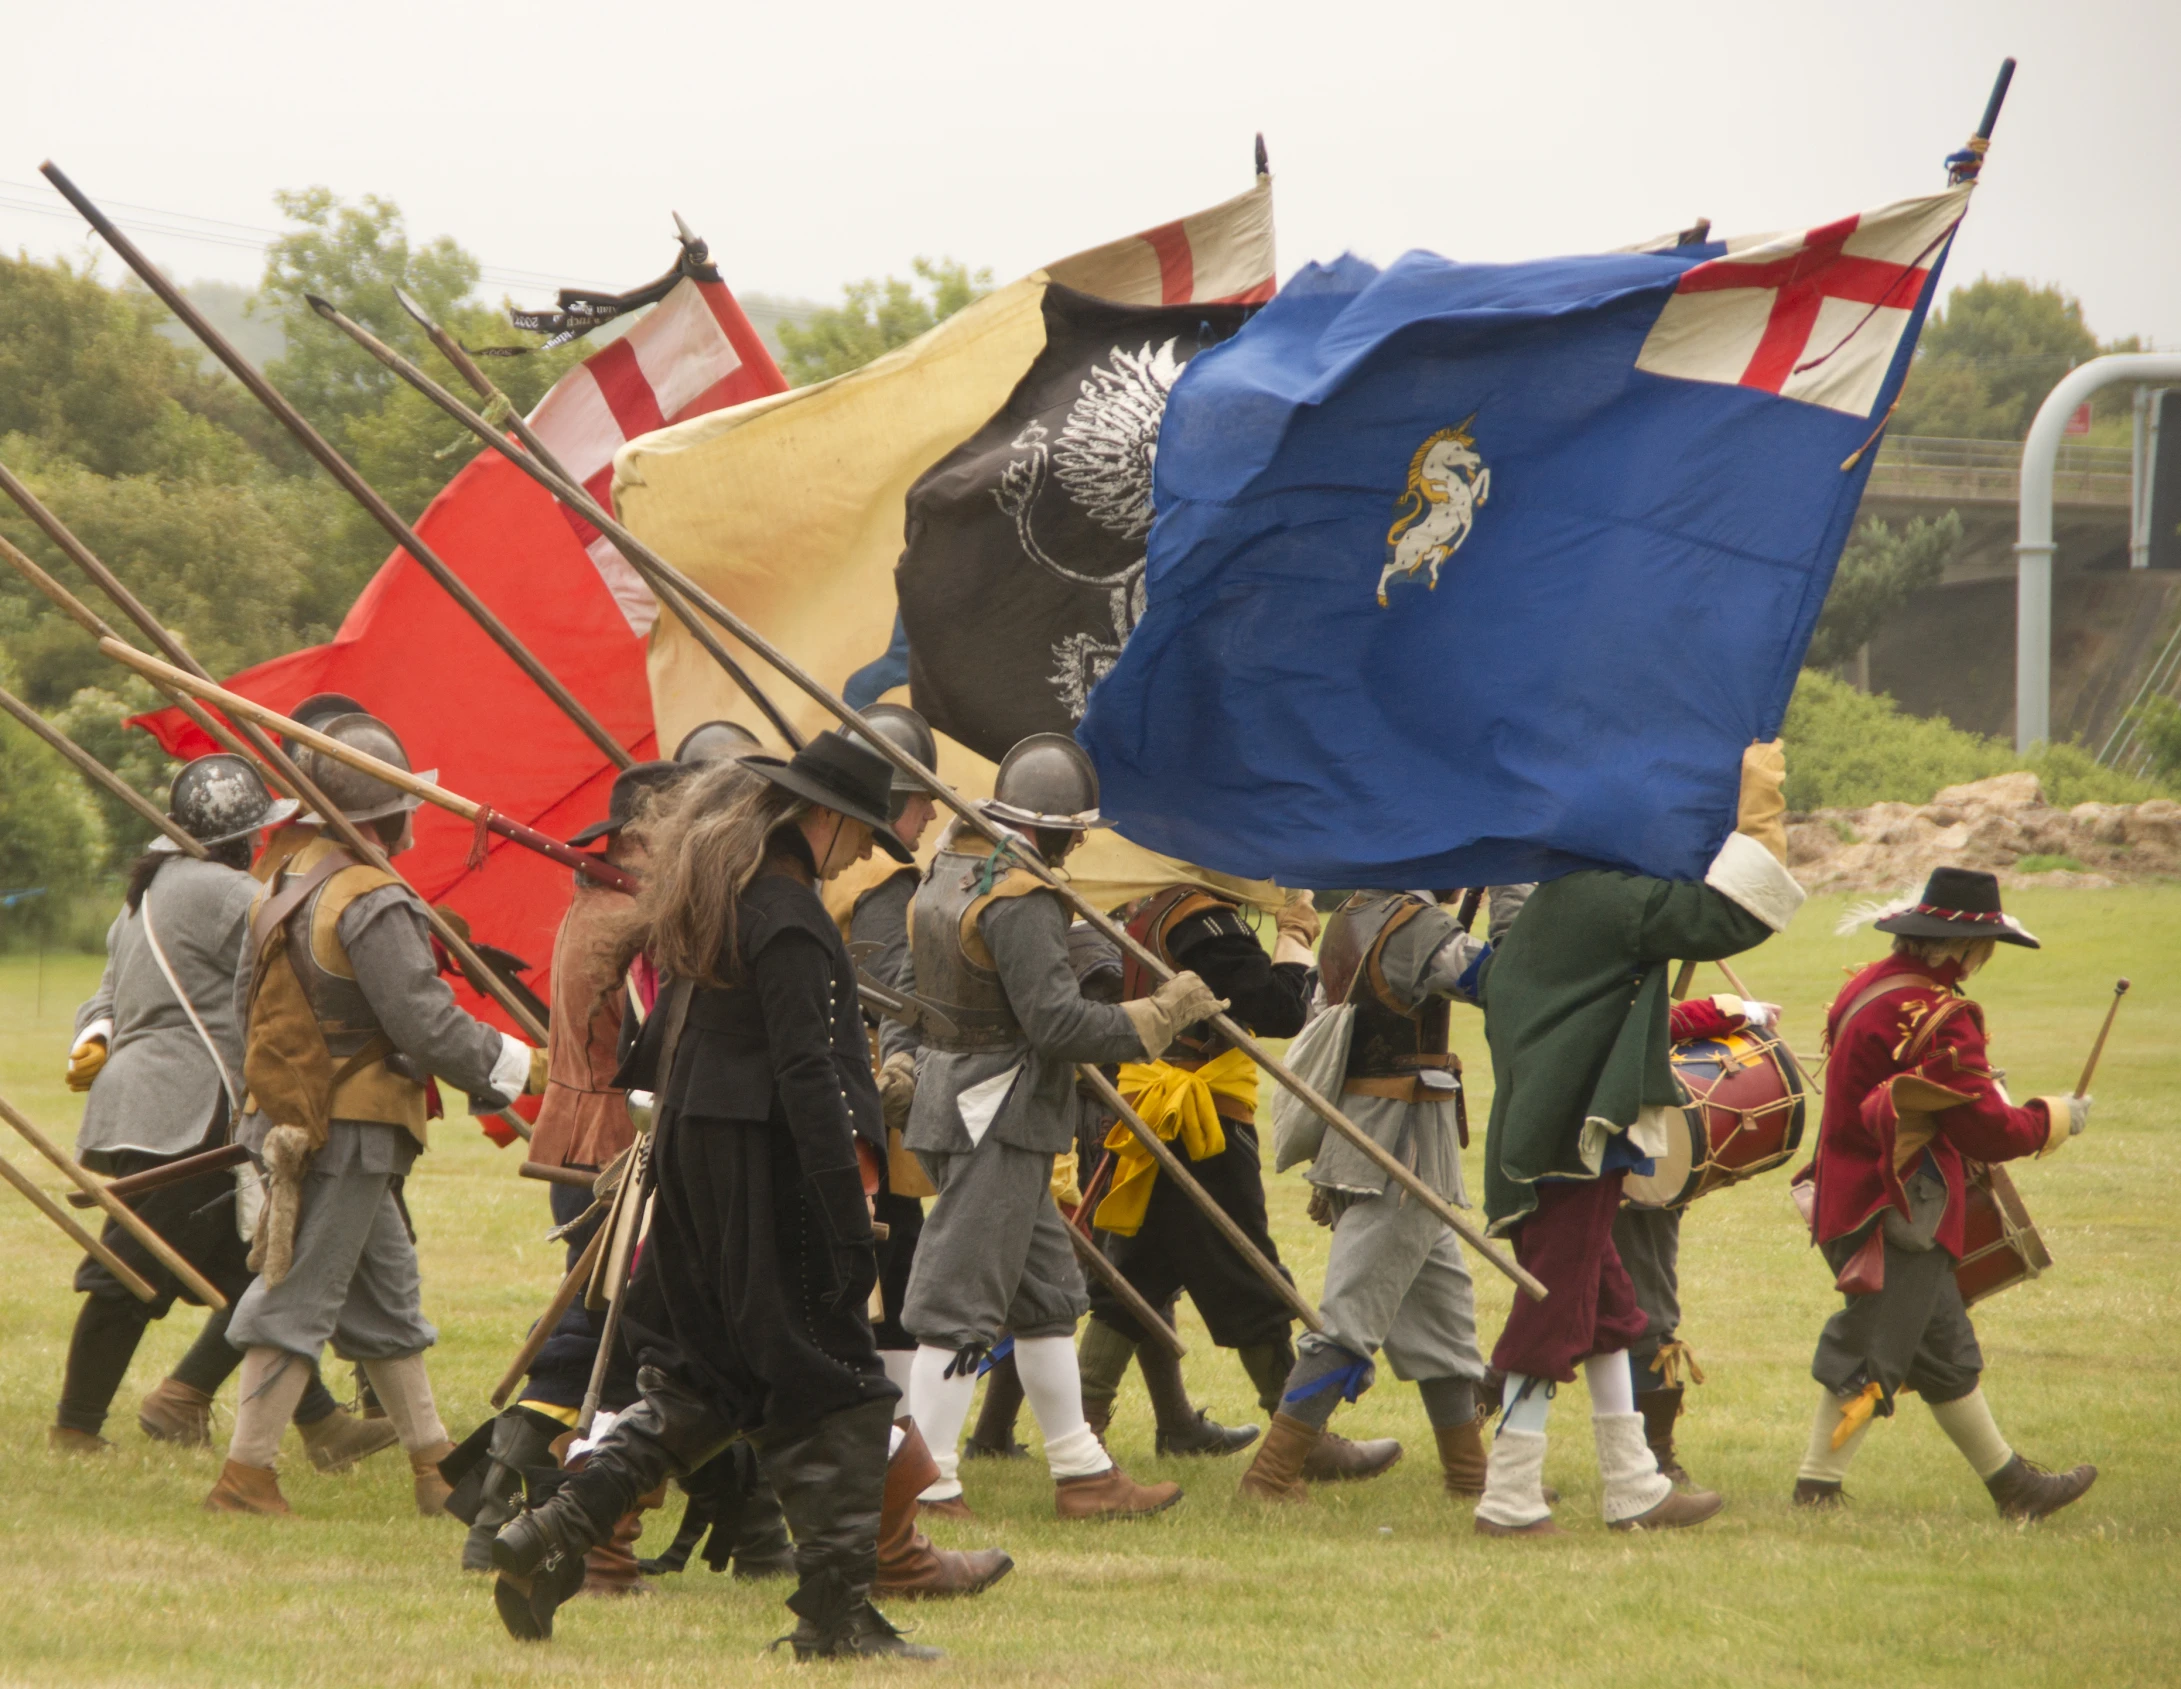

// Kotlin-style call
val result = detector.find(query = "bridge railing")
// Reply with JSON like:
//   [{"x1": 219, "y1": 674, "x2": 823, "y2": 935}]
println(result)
[{"x1": 1868, "y1": 434, "x2": 2133, "y2": 507}]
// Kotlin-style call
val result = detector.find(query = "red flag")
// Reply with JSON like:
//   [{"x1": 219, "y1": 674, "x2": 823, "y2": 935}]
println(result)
[{"x1": 136, "y1": 274, "x2": 787, "y2": 1039}]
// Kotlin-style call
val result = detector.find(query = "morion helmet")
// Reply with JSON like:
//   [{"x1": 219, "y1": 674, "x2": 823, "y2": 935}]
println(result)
[
  {"x1": 167, "y1": 754, "x2": 297, "y2": 849},
  {"x1": 985, "y1": 733, "x2": 1105, "y2": 832},
  {"x1": 295, "y1": 714, "x2": 434, "y2": 826}
]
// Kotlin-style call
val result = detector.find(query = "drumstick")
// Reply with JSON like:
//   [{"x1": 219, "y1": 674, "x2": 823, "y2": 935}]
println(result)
[
  {"x1": 1712, "y1": 959, "x2": 1823, "y2": 1093},
  {"x1": 2074, "y1": 978, "x2": 2130, "y2": 1098},
  {"x1": 1670, "y1": 960, "x2": 1697, "y2": 1001}
]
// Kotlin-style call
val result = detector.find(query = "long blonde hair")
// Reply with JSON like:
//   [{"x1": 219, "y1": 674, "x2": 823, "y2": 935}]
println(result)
[
  {"x1": 1892, "y1": 934, "x2": 1997, "y2": 977},
  {"x1": 617, "y1": 760, "x2": 809, "y2": 987}
]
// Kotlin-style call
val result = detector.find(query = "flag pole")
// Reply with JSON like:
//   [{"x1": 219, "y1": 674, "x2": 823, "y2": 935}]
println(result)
[
  {"x1": 384, "y1": 287, "x2": 807, "y2": 751},
  {"x1": 37, "y1": 162, "x2": 634, "y2": 773},
  {"x1": 281, "y1": 299, "x2": 1545, "y2": 1301},
  {"x1": 0, "y1": 677, "x2": 207, "y2": 859},
  {"x1": 0, "y1": 531, "x2": 549, "y2": 1045}
]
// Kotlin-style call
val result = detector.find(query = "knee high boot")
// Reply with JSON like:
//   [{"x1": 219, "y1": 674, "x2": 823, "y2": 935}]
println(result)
[
  {"x1": 455, "y1": 1409, "x2": 562, "y2": 1574},
  {"x1": 963, "y1": 1354, "x2": 1029, "y2": 1460},
  {"x1": 759, "y1": 1397, "x2": 940, "y2": 1663},
  {"x1": 1076, "y1": 1319, "x2": 1136, "y2": 1440},
  {"x1": 1139, "y1": 1340, "x2": 1259, "y2": 1457},
  {"x1": 875, "y1": 1419, "x2": 1014, "y2": 1599}
]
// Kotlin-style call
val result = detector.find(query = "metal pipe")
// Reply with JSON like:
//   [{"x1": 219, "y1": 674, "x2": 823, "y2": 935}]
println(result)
[{"x1": 2015, "y1": 354, "x2": 2181, "y2": 751}]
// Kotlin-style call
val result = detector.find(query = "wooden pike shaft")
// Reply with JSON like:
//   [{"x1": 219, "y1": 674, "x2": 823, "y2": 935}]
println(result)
[
  {"x1": 0, "y1": 678, "x2": 205, "y2": 858},
  {"x1": 0, "y1": 1093, "x2": 226, "y2": 1308},
  {"x1": 492, "y1": 1221, "x2": 608, "y2": 1409},
  {"x1": 39, "y1": 162, "x2": 632, "y2": 772},
  {"x1": 2076, "y1": 978, "x2": 2130, "y2": 1098},
  {"x1": 1067, "y1": 1225, "x2": 1186, "y2": 1358},
  {"x1": 0, "y1": 522, "x2": 547, "y2": 1044},
  {"x1": 577, "y1": 1152, "x2": 649, "y2": 1434},
  {"x1": 282, "y1": 299, "x2": 1548, "y2": 1303},
  {"x1": 103, "y1": 644, "x2": 639, "y2": 895},
  {"x1": 380, "y1": 292, "x2": 805, "y2": 751},
  {"x1": 1077, "y1": 1064, "x2": 1323, "y2": 1333},
  {"x1": 0, "y1": 1150, "x2": 158, "y2": 1302}
]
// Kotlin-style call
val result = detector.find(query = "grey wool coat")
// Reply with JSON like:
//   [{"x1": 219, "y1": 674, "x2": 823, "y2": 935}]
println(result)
[{"x1": 74, "y1": 856, "x2": 254, "y2": 1162}]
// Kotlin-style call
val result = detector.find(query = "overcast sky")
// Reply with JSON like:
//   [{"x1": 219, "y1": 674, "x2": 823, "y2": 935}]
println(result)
[{"x1": 3, "y1": 0, "x2": 2174, "y2": 348}]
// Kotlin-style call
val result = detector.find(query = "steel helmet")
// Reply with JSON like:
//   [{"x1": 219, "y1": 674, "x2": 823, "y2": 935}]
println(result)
[
  {"x1": 280, "y1": 692, "x2": 370, "y2": 755},
  {"x1": 295, "y1": 713, "x2": 435, "y2": 826},
  {"x1": 166, "y1": 754, "x2": 297, "y2": 848},
  {"x1": 984, "y1": 733, "x2": 1105, "y2": 832},
  {"x1": 674, "y1": 719, "x2": 762, "y2": 765},
  {"x1": 847, "y1": 703, "x2": 937, "y2": 813}
]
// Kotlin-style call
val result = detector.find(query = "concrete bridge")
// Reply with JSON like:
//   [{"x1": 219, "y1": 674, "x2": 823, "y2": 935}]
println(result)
[{"x1": 1852, "y1": 436, "x2": 2178, "y2": 749}]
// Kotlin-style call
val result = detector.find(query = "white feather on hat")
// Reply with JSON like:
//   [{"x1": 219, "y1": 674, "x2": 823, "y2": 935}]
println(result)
[{"x1": 1835, "y1": 891, "x2": 1919, "y2": 937}]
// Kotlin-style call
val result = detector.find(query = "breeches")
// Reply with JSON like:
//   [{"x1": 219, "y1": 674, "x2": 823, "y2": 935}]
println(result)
[
  {"x1": 1611, "y1": 1203, "x2": 1682, "y2": 1369},
  {"x1": 74, "y1": 1141, "x2": 252, "y2": 1314},
  {"x1": 1490, "y1": 1173, "x2": 1647, "y2": 1383},
  {"x1": 902, "y1": 1137, "x2": 1087, "y2": 1352},
  {"x1": 1305, "y1": 1184, "x2": 1482, "y2": 1383},
  {"x1": 228, "y1": 1161, "x2": 434, "y2": 1361},
  {"x1": 1812, "y1": 1225, "x2": 1983, "y2": 1408},
  {"x1": 1088, "y1": 1121, "x2": 1294, "y2": 1350}
]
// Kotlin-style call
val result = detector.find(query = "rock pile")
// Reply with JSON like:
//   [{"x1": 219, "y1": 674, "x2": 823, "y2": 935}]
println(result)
[{"x1": 1786, "y1": 772, "x2": 2181, "y2": 895}]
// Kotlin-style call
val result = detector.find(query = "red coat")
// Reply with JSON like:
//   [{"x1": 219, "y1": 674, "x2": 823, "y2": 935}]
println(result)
[{"x1": 1812, "y1": 955, "x2": 2059, "y2": 1256}]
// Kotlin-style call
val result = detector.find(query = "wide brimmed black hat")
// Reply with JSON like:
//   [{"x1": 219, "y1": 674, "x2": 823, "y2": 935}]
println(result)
[
  {"x1": 568, "y1": 761, "x2": 687, "y2": 847},
  {"x1": 743, "y1": 731, "x2": 914, "y2": 863},
  {"x1": 1874, "y1": 867, "x2": 2040, "y2": 948}
]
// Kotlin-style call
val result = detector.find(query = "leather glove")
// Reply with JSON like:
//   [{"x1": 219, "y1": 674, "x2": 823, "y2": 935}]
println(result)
[
  {"x1": 1119, "y1": 969, "x2": 1229, "y2": 1061},
  {"x1": 1306, "y1": 1186, "x2": 1335, "y2": 1229},
  {"x1": 1736, "y1": 740, "x2": 1789, "y2": 864},
  {"x1": 878, "y1": 1050, "x2": 918, "y2": 1130},
  {"x1": 1274, "y1": 890, "x2": 1319, "y2": 968},
  {"x1": 525, "y1": 1046, "x2": 550, "y2": 1096},
  {"x1": 66, "y1": 1036, "x2": 109, "y2": 1093}
]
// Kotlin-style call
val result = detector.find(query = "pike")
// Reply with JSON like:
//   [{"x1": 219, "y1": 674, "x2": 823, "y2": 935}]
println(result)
[
  {"x1": 0, "y1": 527, "x2": 549, "y2": 1045},
  {"x1": 38, "y1": 162, "x2": 633, "y2": 773},
  {"x1": 0, "y1": 677, "x2": 206, "y2": 859},
  {"x1": 1068, "y1": 1226, "x2": 1186, "y2": 1359},
  {"x1": 101, "y1": 645, "x2": 640, "y2": 897},
  {"x1": 386, "y1": 286, "x2": 805, "y2": 752},
  {"x1": 0, "y1": 1149, "x2": 159, "y2": 1302},
  {"x1": 283, "y1": 277, "x2": 1547, "y2": 1302},
  {"x1": 491, "y1": 1221, "x2": 609, "y2": 1410},
  {"x1": 0, "y1": 1091, "x2": 228, "y2": 1308}
]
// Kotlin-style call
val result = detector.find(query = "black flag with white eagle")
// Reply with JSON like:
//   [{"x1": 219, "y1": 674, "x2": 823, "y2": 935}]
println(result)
[{"x1": 895, "y1": 284, "x2": 1255, "y2": 762}]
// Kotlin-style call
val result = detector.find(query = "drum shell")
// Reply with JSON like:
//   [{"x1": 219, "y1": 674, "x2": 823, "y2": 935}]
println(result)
[
  {"x1": 1625, "y1": 1029, "x2": 1807, "y2": 1212},
  {"x1": 1954, "y1": 1161, "x2": 2052, "y2": 1307}
]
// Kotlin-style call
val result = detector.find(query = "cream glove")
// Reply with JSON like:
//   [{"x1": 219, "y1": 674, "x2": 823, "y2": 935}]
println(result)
[
  {"x1": 1274, "y1": 890, "x2": 1320, "y2": 968},
  {"x1": 1119, "y1": 969, "x2": 1228, "y2": 1060},
  {"x1": 1737, "y1": 740, "x2": 1789, "y2": 865},
  {"x1": 878, "y1": 1049, "x2": 918, "y2": 1130}
]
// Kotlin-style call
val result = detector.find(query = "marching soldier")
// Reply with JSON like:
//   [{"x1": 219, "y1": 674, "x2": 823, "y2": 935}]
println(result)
[
  {"x1": 52, "y1": 756, "x2": 386, "y2": 1472},
  {"x1": 209, "y1": 714, "x2": 546, "y2": 1517},
  {"x1": 895, "y1": 734, "x2": 1207, "y2": 1520},
  {"x1": 1237, "y1": 884, "x2": 1526, "y2": 1504},
  {"x1": 1793, "y1": 868, "x2": 2095, "y2": 1520}
]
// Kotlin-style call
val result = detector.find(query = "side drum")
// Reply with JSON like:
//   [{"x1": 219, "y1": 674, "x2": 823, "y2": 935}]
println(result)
[
  {"x1": 1955, "y1": 1161, "x2": 2053, "y2": 1306},
  {"x1": 1623, "y1": 1028, "x2": 1808, "y2": 1211}
]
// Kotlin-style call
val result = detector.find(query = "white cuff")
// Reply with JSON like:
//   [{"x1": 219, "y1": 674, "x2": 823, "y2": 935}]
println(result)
[
  {"x1": 73, "y1": 1019, "x2": 114, "y2": 1053},
  {"x1": 1703, "y1": 832, "x2": 1805, "y2": 933},
  {"x1": 1273, "y1": 932, "x2": 1317, "y2": 969},
  {"x1": 487, "y1": 1032, "x2": 532, "y2": 1105}
]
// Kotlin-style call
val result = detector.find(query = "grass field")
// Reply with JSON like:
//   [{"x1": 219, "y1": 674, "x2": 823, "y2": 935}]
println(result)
[{"x1": 0, "y1": 886, "x2": 2174, "y2": 1688}]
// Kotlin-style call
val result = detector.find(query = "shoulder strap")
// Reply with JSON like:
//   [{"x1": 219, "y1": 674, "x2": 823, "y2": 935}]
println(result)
[
  {"x1": 1357, "y1": 898, "x2": 1432, "y2": 1014},
  {"x1": 250, "y1": 848, "x2": 354, "y2": 961},
  {"x1": 1826, "y1": 972, "x2": 1946, "y2": 1053},
  {"x1": 140, "y1": 879, "x2": 243, "y2": 1124},
  {"x1": 1120, "y1": 886, "x2": 1221, "y2": 1002}
]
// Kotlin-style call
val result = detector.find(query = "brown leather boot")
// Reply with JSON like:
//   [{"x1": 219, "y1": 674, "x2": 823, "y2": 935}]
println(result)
[
  {"x1": 875, "y1": 1420, "x2": 1014, "y2": 1599},
  {"x1": 581, "y1": 1509, "x2": 654, "y2": 1597},
  {"x1": 1435, "y1": 1410, "x2": 1489, "y2": 1497},
  {"x1": 1299, "y1": 1426, "x2": 1403, "y2": 1484},
  {"x1": 1637, "y1": 1385, "x2": 1690, "y2": 1485},
  {"x1": 204, "y1": 1459, "x2": 291, "y2": 1515},
  {"x1": 919, "y1": 1494, "x2": 975, "y2": 1520},
  {"x1": 298, "y1": 1406, "x2": 401, "y2": 1475},
  {"x1": 411, "y1": 1439, "x2": 458, "y2": 1516},
  {"x1": 1609, "y1": 1482, "x2": 1724, "y2": 1532},
  {"x1": 1237, "y1": 1412, "x2": 1319, "y2": 1504},
  {"x1": 1054, "y1": 1460, "x2": 1182, "y2": 1519},
  {"x1": 138, "y1": 1377, "x2": 216, "y2": 1447},
  {"x1": 1792, "y1": 1478, "x2": 1846, "y2": 1508},
  {"x1": 48, "y1": 1426, "x2": 113, "y2": 1456},
  {"x1": 1985, "y1": 1455, "x2": 2096, "y2": 1521}
]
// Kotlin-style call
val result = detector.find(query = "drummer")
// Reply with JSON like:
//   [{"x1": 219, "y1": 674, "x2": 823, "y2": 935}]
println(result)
[
  {"x1": 1793, "y1": 867, "x2": 2095, "y2": 1521},
  {"x1": 1612, "y1": 988, "x2": 1780, "y2": 1487}
]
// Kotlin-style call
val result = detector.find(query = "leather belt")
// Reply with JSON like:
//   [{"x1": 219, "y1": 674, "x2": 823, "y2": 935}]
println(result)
[{"x1": 1342, "y1": 1073, "x2": 1459, "y2": 1104}]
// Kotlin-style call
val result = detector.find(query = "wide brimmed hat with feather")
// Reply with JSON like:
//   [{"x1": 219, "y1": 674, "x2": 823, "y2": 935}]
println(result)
[{"x1": 1844, "y1": 866, "x2": 2039, "y2": 949}]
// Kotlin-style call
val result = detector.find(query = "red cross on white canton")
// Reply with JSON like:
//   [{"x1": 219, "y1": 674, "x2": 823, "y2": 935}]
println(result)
[{"x1": 1634, "y1": 185, "x2": 1970, "y2": 418}]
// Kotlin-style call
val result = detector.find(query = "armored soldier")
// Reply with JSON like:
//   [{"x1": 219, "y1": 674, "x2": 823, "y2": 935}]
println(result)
[
  {"x1": 210, "y1": 714, "x2": 545, "y2": 1518},
  {"x1": 1237, "y1": 884, "x2": 1526, "y2": 1505},
  {"x1": 896, "y1": 735, "x2": 1211, "y2": 1520}
]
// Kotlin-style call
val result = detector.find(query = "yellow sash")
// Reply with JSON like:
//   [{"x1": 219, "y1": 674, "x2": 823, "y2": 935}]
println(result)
[{"x1": 1093, "y1": 1049, "x2": 1258, "y2": 1236}]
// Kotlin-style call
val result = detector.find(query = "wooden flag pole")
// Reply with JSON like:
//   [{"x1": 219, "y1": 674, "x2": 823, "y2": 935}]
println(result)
[{"x1": 0, "y1": 678, "x2": 205, "y2": 858}]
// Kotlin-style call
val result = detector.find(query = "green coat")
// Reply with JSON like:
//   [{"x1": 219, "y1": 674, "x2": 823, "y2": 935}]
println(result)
[{"x1": 1477, "y1": 844, "x2": 1795, "y2": 1231}]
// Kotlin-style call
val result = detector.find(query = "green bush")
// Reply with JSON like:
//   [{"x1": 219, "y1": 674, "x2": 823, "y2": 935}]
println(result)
[{"x1": 1781, "y1": 670, "x2": 2172, "y2": 811}]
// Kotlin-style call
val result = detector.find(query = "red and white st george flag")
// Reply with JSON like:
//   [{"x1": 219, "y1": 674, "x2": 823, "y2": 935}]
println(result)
[{"x1": 136, "y1": 263, "x2": 788, "y2": 1058}]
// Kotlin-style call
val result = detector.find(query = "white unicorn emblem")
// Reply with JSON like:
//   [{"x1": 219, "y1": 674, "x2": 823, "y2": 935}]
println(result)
[{"x1": 1379, "y1": 415, "x2": 1491, "y2": 606}]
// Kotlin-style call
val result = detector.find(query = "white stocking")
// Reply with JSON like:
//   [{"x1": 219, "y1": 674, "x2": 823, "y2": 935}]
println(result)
[
  {"x1": 1797, "y1": 1388, "x2": 1872, "y2": 1484},
  {"x1": 907, "y1": 1345, "x2": 978, "y2": 1500},
  {"x1": 878, "y1": 1350, "x2": 916, "y2": 1396},
  {"x1": 1013, "y1": 1333, "x2": 1112, "y2": 1479},
  {"x1": 359, "y1": 1352, "x2": 448, "y2": 1453},
  {"x1": 229, "y1": 1347, "x2": 311, "y2": 1469}
]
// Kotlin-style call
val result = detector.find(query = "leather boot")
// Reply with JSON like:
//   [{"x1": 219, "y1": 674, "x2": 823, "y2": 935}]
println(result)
[
  {"x1": 1985, "y1": 1455, "x2": 2096, "y2": 1521},
  {"x1": 963, "y1": 1353, "x2": 1029, "y2": 1460},
  {"x1": 138, "y1": 1377, "x2": 215, "y2": 1447},
  {"x1": 776, "y1": 1566, "x2": 942, "y2": 1663},
  {"x1": 1609, "y1": 1484, "x2": 1725, "y2": 1531},
  {"x1": 1299, "y1": 1427, "x2": 1403, "y2": 1484},
  {"x1": 1141, "y1": 1340, "x2": 1259, "y2": 1457},
  {"x1": 581, "y1": 1481, "x2": 664, "y2": 1597},
  {"x1": 493, "y1": 1466, "x2": 622, "y2": 1641},
  {"x1": 299, "y1": 1405, "x2": 401, "y2": 1475},
  {"x1": 1055, "y1": 1460, "x2": 1183, "y2": 1520},
  {"x1": 456, "y1": 1411, "x2": 562, "y2": 1574},
  {"x1": 1237, "y1": 1411, "x2": 1317, "y2": 1504},
  {"x1": 1434, "y1": 1408, "x2": 1489, "y2": 1497},
  {"x1": 48, "y1": 1426, "x2": 113, "y2": 1455},
  {"x1": 204, "y1": 1459, "x2": 291, "y2": 1515},
  {"x1": 1792, "y1": 1478, "x2": 1847, "y2": 1508},
  {"x1": 411, "y1": 1439, "x2": 458, "y2": 1516},
  {"x1": 875, "y1": 1420, "x2": 1014, "y2": 1599},
  {"x1": 1637, "y1": 1385, "x2": 1690, "y2": 1485}
]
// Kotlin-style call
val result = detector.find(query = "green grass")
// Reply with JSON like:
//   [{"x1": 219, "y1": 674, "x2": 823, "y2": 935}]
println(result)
[
  {"x1": 2016, "y1": 854, "x2": 2090, "y2": 875},
  {"x1": 1, "y1": 886, "x2": 2175, "y2": 1687}
]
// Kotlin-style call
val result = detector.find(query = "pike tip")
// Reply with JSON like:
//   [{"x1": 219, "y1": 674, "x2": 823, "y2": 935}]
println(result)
[{"x1": 304, "y1": 294, "x2": 336, "y2": 318}]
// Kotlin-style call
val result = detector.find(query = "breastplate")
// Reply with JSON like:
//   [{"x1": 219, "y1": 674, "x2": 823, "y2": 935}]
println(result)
[{"x1": 909, "y1": 848, "x2": 1027, "y2": 1053}]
